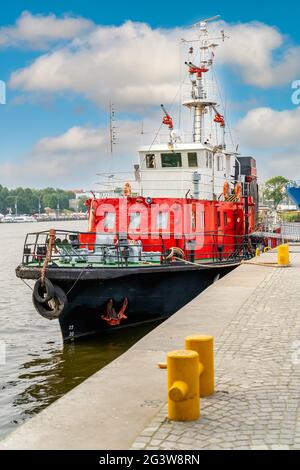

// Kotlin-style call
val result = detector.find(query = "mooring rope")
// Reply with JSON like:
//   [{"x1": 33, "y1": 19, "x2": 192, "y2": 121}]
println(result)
[
  {"x1": 40, "y1": 229, "x2": 56, "y2": 285},
  {"x1": 20, "y1": 278, "x2": 34, "y2": 292},
  {"x1": 65, "y1": 265, "x2": 90, "y2": 296}
]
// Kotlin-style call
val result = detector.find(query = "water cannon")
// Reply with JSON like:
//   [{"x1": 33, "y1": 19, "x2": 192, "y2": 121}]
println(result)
[
  {"x1": 214, "y1": 113, "x2": 225, "y2": 127},
  {"x1": 211, "y1": 104, "x2": 225, "y2": 128},
  {"x1": 161, "y1": 104, "x2": 173, "y2": 130}
]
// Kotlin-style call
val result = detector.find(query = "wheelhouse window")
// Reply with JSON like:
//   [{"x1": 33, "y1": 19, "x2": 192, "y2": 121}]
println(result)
[
  {"x1": 103, "y1": 212, "x2": 116, "y2": 230},
  {"x1": 188, "y1": 152, "x2": 198, "y2": 168},
  {"x1": 145, "y1": 154, "x2": 156, "y2": 169},
  {"x1": 156, "y1": 212, "x2": 169, "y2": 230},
  {"x1": 129, "y1": 212, "x2": 141, "y2": 230},
  {"x1": 206, "y1": 151, "x2": 212, "y2": 169},
  {"x1": 161, "y1": 153, "x2": 182, "y2": 168}
]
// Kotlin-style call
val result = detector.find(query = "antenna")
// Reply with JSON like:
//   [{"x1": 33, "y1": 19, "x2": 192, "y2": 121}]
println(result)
[
  {"x1": 109, "y1": 100, "x2": 117, "y2": 156},
  {"x1": 192, "y1": 15, "x2": 221, "y2": 28}
]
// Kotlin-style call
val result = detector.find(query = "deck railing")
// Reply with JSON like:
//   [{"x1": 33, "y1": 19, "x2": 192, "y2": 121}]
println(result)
[{"x1": 21, "y1": 229, "x2": 255, "y2": 268}]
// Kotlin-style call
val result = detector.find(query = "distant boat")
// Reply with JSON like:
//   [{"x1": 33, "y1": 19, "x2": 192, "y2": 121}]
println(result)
[
  {"x1": 2, "y1": 214, "x2": 38, "y2": 223},
  {"x1": 14, "y1": 215, "x2": 38, "y2": 223},
  {"x1": 286, "y1": 182, "x2": 300, "y2": 209},
  {"x1": 2, "y1": 214, "x2": 14, "y2": 223}
]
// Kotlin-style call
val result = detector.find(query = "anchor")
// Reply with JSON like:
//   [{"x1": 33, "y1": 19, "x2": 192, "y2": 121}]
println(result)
[{"x1": 101, "y1": 297, "x2": 128, "y2": 326}]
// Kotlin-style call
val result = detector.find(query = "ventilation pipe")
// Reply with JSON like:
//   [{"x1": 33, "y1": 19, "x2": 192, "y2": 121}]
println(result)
[{"x1": 193, "y1": 172, "x2": 201, "y2": 199}]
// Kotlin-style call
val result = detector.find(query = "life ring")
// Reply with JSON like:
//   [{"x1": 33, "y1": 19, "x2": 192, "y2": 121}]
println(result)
[
  {"x1": 234, "y1": 183, "x2": 242, "y2": 200},
  {"x1": 33, "y1": 277, "x2": 55, "y2": 303},
  {"x1": 33, "y1": 285, "x2": 68, "y2": 320},
  {"x1": 223, "y1": 181, "x2": 230, "y2": 199},
  {"x1": 123, "y1": 182, "x2": 132, "y2": 197}
]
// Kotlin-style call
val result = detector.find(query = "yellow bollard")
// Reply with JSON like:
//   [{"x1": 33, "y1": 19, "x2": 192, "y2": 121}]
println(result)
[
  {"x1": 185, "y1": 335, "x2": 214, "y2": 397},
  {"x1": 278, "y1": 244, "x2": 290, "y2": 267},
  {"x1": 167, "y1": 350, "x2": 200, "y2": 421},
  {"x1": 255, "y1": 247, "x2": 260, "y2": 257}
]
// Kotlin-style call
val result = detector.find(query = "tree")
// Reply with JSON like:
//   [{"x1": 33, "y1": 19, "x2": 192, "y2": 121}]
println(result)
[
  {"x1": 0, "y1": 185, "x2": 76, "y2": 214},
  {"x1": 263, "y1": 176, "x2": 289, "y2": 209},
  {"x1": 78, "y1": 198, "x2": 88, "y2": 213}
]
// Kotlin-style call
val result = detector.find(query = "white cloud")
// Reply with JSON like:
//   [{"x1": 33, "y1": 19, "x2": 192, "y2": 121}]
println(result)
[
  {"x1": 0, "y1": 11, "x2": 94, "y2": 49},
  {"x1": 216, "y1": 21, "x2": 300, "y2": 88},
  {"x1": 34, "y1": 126, "x2": 104, "y2": 153},
  {"x1": 9, "y1": 21, "x2": 181, "y2": 109},
  {"x1": 236, "y1": 107, "x2": 300, "y2": 148},
  {"x1": 8, "y1": 18, "x2": 300, "y2": 111},
  {"x1": 235, "y1": 106, "x2": 300, "y2": 181},
  {"x1": 259, "y1": 151, "x2": 300, "y2": 180},
  {"x1": 0, "y1": 122, "x2": 141, "y2": 188}
]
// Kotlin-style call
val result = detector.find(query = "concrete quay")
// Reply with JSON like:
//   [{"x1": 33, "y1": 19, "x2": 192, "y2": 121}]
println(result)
[{"x1": 1, "y1": 246, "x2": 300, "y2": 450}]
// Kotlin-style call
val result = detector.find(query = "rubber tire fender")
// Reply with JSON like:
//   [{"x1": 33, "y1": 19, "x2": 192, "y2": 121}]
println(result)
[
  {"x1": 33, "y1": 278, "x2": 55, "y2": 303},
  {"x1": 32, "y1": 285, "x2": 68, "y2": 320}
]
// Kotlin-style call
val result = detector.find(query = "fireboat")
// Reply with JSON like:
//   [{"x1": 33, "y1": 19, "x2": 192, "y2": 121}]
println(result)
[{"x1": 16, "y1": 17, "x2": 258, "y2": 341}]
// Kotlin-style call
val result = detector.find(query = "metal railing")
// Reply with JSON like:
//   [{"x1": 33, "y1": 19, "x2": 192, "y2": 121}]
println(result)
[{"x1": 21, "y1": 229, "x2": 254, "y2": 268}]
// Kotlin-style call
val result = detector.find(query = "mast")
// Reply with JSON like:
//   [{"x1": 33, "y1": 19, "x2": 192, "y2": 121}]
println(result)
[{"x1": 182, "y1": 16, "x2": 227, "y2": 145}]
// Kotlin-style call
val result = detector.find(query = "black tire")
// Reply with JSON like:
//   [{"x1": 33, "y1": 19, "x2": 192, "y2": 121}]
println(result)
[
  {"x1": 32, "y1": 285, "x2": 68, "y2": 320},
  {"x1": 33, "y1": 278, "x2": 55, "y2": 303}
]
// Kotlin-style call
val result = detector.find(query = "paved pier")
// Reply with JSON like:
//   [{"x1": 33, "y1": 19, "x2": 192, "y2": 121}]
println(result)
[{"x1": 1, "y1": 246, "x2": 300, "y2": 450}]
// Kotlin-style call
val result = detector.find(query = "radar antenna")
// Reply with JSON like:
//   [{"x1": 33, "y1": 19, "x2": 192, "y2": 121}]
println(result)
[{"x1": 191, "y1": 15, "x2": 221, "y2": 28}]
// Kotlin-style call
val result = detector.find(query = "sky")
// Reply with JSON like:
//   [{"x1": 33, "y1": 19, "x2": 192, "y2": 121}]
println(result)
[{"x1": 0, "y1": 0, "x2": 300, "y2": 190}]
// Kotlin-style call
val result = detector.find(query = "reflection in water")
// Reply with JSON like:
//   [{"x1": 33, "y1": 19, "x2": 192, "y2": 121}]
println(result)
[
  {"x1": 4, "y1": 322, "x2": 160, "y2": 436},
  {"x1": 5, "y1": 323, "x2": 160, "y2": 435}
]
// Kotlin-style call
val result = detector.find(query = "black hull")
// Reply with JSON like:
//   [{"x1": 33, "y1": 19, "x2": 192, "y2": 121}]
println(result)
[{"x1": 17, "y1": 264, "x2": 237, "y2": 341}]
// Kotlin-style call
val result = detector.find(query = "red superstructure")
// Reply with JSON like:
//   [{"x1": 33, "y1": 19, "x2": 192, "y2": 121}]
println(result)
[{"x1": 82, "y1": 193, "x2": 255, "y2": 262}]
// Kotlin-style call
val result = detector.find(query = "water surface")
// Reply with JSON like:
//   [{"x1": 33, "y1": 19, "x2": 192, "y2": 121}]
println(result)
[{"x1": 0, "y1": 221, "x2": 157, "y2": 439}]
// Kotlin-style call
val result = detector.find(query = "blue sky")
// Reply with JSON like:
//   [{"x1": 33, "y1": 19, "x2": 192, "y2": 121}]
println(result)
[
  {"x1": 1, "y1": 1, "x2": 299, "y2": 34},
  {"x1": 1, "y1": 1, "x2": 300, "y2": 189}
]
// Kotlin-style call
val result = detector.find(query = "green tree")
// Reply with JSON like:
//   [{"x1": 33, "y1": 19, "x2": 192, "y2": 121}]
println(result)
[
  {"x1": 0, "y1": 185, "x2": 76, "y2": 214},
  {"x1": 263, "y1": 176, "x2": 289, "y2": 209},
  {"x1": 78, "y1": 198, "x2": 88, "y2": 212}
]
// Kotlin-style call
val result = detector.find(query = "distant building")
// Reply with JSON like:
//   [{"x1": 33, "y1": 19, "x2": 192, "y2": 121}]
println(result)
[
  {"x1": 69, "y1": 184, "x2": 140, "y2": 210},
  {"x1": 69, "y1": 199, "x2": 80, "y2": 211}
]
